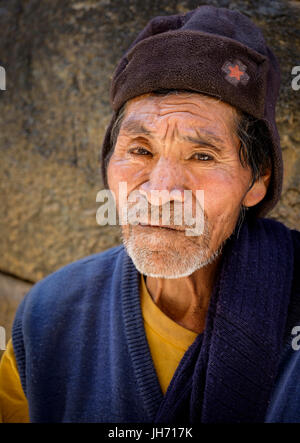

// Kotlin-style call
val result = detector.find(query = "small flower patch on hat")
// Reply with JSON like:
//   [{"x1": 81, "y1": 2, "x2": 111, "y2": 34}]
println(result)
[{"x1": 222, "y1": 59, "x2": 250, "y2": 86}]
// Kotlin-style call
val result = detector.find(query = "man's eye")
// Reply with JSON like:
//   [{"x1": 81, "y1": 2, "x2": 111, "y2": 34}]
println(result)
[
  {"x1": 191, "y1": 152, "x2": 214, "y2": 161},
  {"x1": 129, "y1": 147, "x2": 152, "y2": 156}
]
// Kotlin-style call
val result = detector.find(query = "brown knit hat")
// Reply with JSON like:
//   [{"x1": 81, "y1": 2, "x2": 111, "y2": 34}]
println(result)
[{"x1": 100, "y1": 5, "x2": 282, "y2": 217}]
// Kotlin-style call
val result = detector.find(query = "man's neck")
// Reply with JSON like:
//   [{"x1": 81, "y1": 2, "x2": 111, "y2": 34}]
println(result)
[{"x1": 145, "y1": 256, "x2": 222, "y2": 334}]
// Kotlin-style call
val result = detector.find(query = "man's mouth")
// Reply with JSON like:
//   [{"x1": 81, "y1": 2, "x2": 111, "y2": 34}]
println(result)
[{"x1": 138, "y1": 223, "x2": 186, "y2": 232}]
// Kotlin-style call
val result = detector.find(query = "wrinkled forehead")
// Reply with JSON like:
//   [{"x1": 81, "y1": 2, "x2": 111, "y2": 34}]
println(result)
[{"x1": 119, "y1": 92, "x2": 240, "y2": 140}]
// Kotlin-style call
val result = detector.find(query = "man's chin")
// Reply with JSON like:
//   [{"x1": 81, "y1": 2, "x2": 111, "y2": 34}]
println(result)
[{"x1": 122, "y1": 234, "x2": 219, "y2": 279}]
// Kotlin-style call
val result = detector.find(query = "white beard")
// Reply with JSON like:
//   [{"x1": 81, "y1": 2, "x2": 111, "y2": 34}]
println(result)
[{"x1": 121, "y1": 223, "x2": 223, "y2": 279}]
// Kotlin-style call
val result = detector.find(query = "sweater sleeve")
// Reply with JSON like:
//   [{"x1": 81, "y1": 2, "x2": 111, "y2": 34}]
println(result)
[{"x1": 0, "y1": 338, "x2": 29, "y2": 423}]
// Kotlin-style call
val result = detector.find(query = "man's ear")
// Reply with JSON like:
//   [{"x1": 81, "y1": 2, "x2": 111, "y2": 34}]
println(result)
[{"x1": 242, "y1": 168, "x2": 271, "y2": 208}]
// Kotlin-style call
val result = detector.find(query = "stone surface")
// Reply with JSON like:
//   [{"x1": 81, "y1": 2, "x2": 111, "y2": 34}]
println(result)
[{"x1": 0, "y1": 0, "x2": 299, "y2": 288}]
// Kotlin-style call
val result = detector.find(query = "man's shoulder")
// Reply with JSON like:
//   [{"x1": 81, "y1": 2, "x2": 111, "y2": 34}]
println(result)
[
  {"x1": 16, "y1": 244, "x2": 125, "y2": 317},
  {"x1": 291, "y1": 227, "x2": 300, "y2": 250},
  {"x1": 35, "y1": 243, "x2": 123, "y2": 288},
  {"x1": 261, "y1": 217, "x2": 300, "y2": 248},
  {"x1": 12, "y1": 244, "x2": 128, "y2": 394},
  {"x1": 45, "y1": 243, "x2": 124, "y2": 281}
]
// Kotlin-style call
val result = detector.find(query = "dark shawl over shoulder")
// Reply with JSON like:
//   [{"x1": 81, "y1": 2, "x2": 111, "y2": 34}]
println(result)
[{"x1": 155, "y1": 216, "x2": 300, "y2": 423}]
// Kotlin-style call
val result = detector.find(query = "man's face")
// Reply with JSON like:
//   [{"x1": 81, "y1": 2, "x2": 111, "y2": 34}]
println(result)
[{"x1": 107, "y1": 92, "x2": 254, "y2": 278}]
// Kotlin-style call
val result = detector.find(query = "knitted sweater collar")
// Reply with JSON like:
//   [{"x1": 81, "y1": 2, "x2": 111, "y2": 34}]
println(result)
[{"x1": 121, "y1": 216, "x2": 294, "y2": 423}]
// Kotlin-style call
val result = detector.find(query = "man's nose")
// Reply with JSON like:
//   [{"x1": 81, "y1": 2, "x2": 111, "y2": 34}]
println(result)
[{"x1": 139, "y1": 157, "x2": 185, "y2": 205}]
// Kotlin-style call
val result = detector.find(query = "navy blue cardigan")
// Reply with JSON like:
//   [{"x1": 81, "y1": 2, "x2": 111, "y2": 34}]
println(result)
[{"x1": 11, "y1": 218, "x2": 300, "y2": 423}]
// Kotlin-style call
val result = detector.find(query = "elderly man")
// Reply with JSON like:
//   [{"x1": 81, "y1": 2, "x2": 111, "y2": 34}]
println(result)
[{"x1": 0, "y1": 5, "x2": 299, "y2": 423}]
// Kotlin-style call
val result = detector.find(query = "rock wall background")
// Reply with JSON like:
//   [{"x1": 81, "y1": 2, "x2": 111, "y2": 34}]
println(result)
[{"x1": 0, "y1": 0, "x2": 299, "y2": 349}]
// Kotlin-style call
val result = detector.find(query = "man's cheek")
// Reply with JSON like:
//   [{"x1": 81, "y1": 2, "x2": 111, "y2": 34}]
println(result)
[
  {"x1": 107, "y1": 164, "x2": 129, "y2": 197},
  {"x1": 203, "y1": 174, "x2": 244, "y2": 214},
  {"x1": 202, "y1": 188, "x2": 241, "y2": 243},
  {"x1": 108, "y1": 159, "x2": 145, "y2": 185}
]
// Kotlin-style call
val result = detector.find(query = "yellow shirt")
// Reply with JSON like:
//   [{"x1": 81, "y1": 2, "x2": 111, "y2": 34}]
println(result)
[
  {"x1": 0, "y1": 274, "x2": 197, "y2": 422},
  {"x1": 140, "y1": 274, "x2": 198, "y2": 394},
  {"x1": 0, "y1": 340, "x2": 29, "y2": 423}
]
